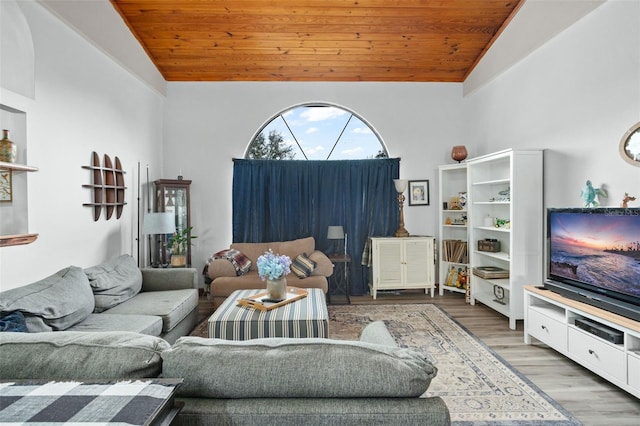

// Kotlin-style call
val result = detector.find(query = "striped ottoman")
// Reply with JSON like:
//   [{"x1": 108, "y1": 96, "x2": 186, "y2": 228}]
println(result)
[{"x1": 207, "y1": 288, "x2": 329, "y2": 340}]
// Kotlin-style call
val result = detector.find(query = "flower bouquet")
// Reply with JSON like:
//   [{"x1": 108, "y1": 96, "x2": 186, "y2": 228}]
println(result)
[{"x1": 257, "y1": 250, "x2": 291, "y2": 300}]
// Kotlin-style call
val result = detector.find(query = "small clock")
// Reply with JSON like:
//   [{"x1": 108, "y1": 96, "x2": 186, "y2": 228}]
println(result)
[{"x1": 493, "y1": 285, "x2": 506, "y2": 305}]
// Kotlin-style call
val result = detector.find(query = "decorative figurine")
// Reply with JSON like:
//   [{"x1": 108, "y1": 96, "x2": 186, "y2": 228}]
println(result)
[
  {"x1": 621, "y1": 193, "x2": 636, "y2": 208},
  {"x1": 581, "y1": 180, "x2": 607, "y2": 207}
]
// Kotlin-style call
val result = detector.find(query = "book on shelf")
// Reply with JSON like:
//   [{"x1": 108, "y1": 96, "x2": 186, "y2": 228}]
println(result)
[{"x1": 442, "y1": 239, "x2": 468, "y2": 263}]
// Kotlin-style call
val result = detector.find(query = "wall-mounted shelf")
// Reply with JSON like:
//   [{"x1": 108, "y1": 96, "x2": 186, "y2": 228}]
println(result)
[
  {"x1": 0, "y1": 233, "x2": 38, "y2": 247},
  {"x1": 0, "y1": 161, "x2": 38, "y2": 172},
  {"x1": 82, "y1": 152, "x2": 126, "y2": 221}
]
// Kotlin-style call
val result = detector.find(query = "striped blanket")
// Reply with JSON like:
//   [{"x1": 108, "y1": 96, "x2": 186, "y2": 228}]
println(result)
[{"x1": 0, "y1": 379, "x2": 180, "y2": 425}]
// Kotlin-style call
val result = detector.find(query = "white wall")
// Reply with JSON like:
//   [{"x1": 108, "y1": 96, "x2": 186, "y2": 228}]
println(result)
[
  {"x1": 164, "y1": 82, "x2": 465, "y2": 278},
  {"x1": 464, "y1": 0, "x2": 640, "y2": 209},
  {"x1": 0, "y1": 2, "x2": 165, "y2": 290}
]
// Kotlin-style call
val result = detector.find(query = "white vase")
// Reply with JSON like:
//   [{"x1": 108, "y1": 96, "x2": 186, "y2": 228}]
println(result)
[{"x1": 266, "y1": 277, "x2": 287, "y2": 300}]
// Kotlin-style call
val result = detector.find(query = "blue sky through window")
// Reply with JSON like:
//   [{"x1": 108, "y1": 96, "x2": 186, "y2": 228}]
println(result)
[{"x1": 251, "y1": 104, "x2": 387, "y2": 160}]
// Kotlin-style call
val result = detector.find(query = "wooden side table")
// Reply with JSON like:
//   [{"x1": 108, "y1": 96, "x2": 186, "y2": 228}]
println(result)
[{"x1": 327, "y1": 254, "x2": 351, "y2": 304}]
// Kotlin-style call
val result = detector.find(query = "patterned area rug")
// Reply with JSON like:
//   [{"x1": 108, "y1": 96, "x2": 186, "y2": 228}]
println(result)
[
  {"x1": 190, "y1": 303, "x2": 581, "y2": 425},
  {"x1": 327, "y1": 304, "x2": 581, "y2": 425}
]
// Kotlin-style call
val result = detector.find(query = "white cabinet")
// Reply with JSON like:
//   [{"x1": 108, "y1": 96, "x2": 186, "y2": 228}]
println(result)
[
  {"x1": 438, "y1": 163, "x2": 469, "y2": 296},
  {"x1": 525, "y1": 286, "x2": 640, "y2": 398},
  {"x1": 370, "y1": 237, "x2": 435, "y2": 299},
  {"x1": 467, "y1": 149, "x2": 543, "y2": 329}
]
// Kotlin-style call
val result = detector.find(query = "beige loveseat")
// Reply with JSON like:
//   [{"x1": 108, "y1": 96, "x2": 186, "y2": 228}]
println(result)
[{"x1": 205, "y1": 236, "x2": 333, "y2": 308}]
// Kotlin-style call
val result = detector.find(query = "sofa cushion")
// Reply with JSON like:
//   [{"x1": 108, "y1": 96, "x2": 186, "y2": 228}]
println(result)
[
  {"x1": 84, "y1": 254, "x2": 143, "y2": 313},
  {"x1": 0, "y1": 266, "x2": 94, "y2": 331},
  {"x1": 0, "y1": 311, "x2": 28, "y2": 332},
  {"x1": 163, "y1": 336, "x2": 437, "y2": 398},
  {"x1": 291, "y1": 253, "x2": 316, "y2": 278},
  {"x1": 67, "y1": 313, "x2": 163, "y2": 336},
  {"x1": 278, "y1": 237, "x2": 315, "y2": 261},
  {"x1": 0, "y1": 331, "x2": 170, "y2": 380},
  {"x1": 103, "y1": 289, "x2": 198, "y2": 333}
]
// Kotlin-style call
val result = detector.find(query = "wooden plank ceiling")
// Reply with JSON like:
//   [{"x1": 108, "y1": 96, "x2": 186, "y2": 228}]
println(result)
[{"x1": 110, "y1": 0, "x2": 523, "y2": 82}]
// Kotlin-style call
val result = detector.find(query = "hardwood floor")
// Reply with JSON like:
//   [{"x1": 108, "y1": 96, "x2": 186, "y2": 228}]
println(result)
[{"x1": 196, "y1": 289, "x2": 640, "y2": 425}]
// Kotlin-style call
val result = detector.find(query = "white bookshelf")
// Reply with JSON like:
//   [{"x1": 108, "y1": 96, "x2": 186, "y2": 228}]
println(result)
[
  {"x1": 467, "y1": 149, "x2": 543, "y2": 329},
  {"x1": 438, "y1": 163, "x2": 469, "y2": 296}
]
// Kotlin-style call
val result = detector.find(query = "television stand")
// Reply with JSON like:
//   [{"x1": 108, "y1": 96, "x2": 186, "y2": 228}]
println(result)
[{"x1": 524, "y1": 285, "x2": 640, "y2": 399}]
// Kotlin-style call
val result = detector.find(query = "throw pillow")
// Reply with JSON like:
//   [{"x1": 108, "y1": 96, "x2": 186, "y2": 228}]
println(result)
[
  {"x1": 84, "y1": 254, "x2": 143, "y2": 313},
  {"x1": 0, "y1": 311, "x2": 28, "y2": 332},
  {"x1": 291, "y1": 253, "x2": 317, "y2": 278}
]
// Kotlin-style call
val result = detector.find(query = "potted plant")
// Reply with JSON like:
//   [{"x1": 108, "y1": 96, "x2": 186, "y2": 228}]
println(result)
[{"x1": 170, "y1": 226, "x2": 197, "y2": 267}]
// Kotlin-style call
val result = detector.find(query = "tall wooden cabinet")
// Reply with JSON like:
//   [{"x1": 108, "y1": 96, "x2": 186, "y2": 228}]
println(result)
[
  {"x1": 438, "y1": 163, "x2": 469, "y2": 295},
  {"x1": 155, "y1": 179, "x2": 192, "y2": 265},
  {"x1": 370, "y1": 236, "x2": 436, "y2": 299},
  {"x1": 467, "y1": 149, "x2": 543, "y2": 329}
]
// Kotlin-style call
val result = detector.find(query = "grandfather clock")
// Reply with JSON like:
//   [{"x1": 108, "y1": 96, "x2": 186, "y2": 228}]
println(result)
[{"x1": 155, "y1": 179, "x2": 192, "y2": 265}]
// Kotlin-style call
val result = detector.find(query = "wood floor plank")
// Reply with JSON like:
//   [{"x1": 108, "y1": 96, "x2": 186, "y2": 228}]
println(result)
[{"x1": 197, "y1": 288, "x2": 640, "y2": 424}]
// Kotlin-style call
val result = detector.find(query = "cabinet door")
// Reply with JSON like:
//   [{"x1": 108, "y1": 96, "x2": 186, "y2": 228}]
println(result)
[
  {"x1": 155, "y1": 179, "x2": 192, "y2": 265},
  {"x1": 376, "y1": 240, "x2": 402, "y2": 287},
  {"x1": 404, "y1": 239, "x2": 434, "y2": 286}
]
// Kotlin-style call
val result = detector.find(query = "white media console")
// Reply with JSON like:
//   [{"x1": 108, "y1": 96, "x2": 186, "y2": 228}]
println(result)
[{"x1": 524, "y1": 285, "x2": 640, "y2": 398}]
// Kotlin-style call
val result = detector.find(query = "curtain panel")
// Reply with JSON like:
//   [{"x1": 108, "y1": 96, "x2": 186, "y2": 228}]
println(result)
[{"x1": 232, "y1": 158, "x2": 400, "y2": 295}]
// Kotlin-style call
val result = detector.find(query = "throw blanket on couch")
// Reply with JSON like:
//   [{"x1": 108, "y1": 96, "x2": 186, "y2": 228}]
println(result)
[{"x1": 209, "y1": 249, "x2": 252, "y2": 276}]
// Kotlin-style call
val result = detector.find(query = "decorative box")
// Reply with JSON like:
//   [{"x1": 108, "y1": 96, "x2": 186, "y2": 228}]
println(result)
[{"x1": 478, "y1": 239, "x2": 500, "y2": 252}]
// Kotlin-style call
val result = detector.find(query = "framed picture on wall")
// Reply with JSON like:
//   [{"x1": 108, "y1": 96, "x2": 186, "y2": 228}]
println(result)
[
  {"x1": 408, "y1": 180, "x2": 429, "y2": 206},
  {"x1": 0, "y1": 169, "x2": 12, "y2": 202}
]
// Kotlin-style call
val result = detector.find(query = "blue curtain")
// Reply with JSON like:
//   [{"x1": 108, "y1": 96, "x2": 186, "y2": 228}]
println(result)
[{"x1": 232, "y1": 158, "x2": 400, "y2": 295}]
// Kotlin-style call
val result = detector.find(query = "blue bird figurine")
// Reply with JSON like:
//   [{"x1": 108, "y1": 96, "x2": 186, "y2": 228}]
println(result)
[{"x1": 581, "y1": 180, "x2": 607, "y2": 207}]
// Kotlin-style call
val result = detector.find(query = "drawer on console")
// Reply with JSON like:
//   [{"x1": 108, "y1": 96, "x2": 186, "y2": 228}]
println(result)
[
  {"x1": 527, "y1": 307, "x2": 567, "y2": 351},
  {"x1": 568, "y1": 327, "x2": 625, "y2": 383}
]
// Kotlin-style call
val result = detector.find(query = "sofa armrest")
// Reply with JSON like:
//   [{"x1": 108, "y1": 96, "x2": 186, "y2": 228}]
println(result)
[
  {"x1": 309, "y1": 250, "x2": 334, "y2": 277},
  {"x1": 206, "y1": 259, "x2": 237, "y2": 280},
  {"x1": 141, "y1": 268, "x2": 198, "y2": 292}
]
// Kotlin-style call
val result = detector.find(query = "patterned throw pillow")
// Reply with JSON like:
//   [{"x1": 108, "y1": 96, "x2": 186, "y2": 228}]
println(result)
[{"x1": 291, "y1": 253, "x2": 317, "y2": 278}]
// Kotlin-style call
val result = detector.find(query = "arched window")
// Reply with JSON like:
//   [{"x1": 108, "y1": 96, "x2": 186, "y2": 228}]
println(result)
[{"x1": 246, "y1": 103, "x2": 388, "y2": 160}]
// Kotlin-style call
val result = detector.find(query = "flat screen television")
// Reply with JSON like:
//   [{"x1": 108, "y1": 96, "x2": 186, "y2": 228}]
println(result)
[{"x1": 545, "y1": 207, "x2": 640, "y2": 322}]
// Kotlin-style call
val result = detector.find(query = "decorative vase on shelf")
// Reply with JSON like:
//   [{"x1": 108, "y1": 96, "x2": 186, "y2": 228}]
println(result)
[
  {"x1": 266, "y1": 277, "x2": 287, "y2": 300},
  {"x1": 0, "y1": 129, "x2": 17, "y2": 163},
  {"x1": 451, "y1": 145, "x2": 467, "y2": 163}
]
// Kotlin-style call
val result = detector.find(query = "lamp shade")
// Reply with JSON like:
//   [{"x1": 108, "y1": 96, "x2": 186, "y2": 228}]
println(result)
[
  {"x1": 327, "y1": 225, "x2": 345, "y2": 240},
  {"x1": 394, "y1": 179, "x2": 408, "y2": 193},
  {"x1": 142, "y1": 212, "x2": 175, "y2": 235}
]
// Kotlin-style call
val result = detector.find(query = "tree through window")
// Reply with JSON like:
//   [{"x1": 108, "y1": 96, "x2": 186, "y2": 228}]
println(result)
[{"x1": 246, "y1": 103, "x2": 388, "y2": 160}]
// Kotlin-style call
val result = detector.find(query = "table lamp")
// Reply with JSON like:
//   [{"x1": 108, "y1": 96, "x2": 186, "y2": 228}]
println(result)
[
  {"x1": 327, "y1": 225, "x2": 346, "y2": 254},
  {"x1": 393, "y1": 179, "x2": 410, "y2": 237}
]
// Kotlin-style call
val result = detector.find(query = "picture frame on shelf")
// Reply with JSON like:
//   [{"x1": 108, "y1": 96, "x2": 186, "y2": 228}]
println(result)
[
  {"x1": 0, "y1": 169, "x2": 12, "y2": 202},
  {"x1": 408, "y1": 180, "x2": 429, "y2": 206}
]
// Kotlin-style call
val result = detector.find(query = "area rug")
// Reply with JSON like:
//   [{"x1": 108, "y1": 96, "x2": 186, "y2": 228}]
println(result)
[
  {"x1": 327, "y1": 304, "x2": 581, "y2": 425},
  {"x1": 190, "y1": 303, "x2": 581, "y2": 425}
]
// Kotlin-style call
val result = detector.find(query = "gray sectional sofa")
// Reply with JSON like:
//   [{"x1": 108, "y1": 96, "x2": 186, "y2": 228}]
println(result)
[
  {"x1": 0, "y1": 255, "x2": 450, "y2": 424},
  {"x1": 0, "y1": 322, "x2": 451, "y2": 425},
  {"x1": 0, "y1": 254, "x2": 199, "y2": 344}
]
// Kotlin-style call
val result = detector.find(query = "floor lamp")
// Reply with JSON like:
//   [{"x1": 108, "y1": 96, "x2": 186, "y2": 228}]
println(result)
[
  {"x1": 142, "y1": 212, "x2": 175, "y2": 267},
  {"x1": 394, "y1": 179, "x2": 410, "y2": 237}
]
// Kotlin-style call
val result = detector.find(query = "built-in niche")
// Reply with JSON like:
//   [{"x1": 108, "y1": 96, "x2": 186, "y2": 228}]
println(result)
[{"x1": 0, "y1": 103, "x2": 38, "y2": 247}]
